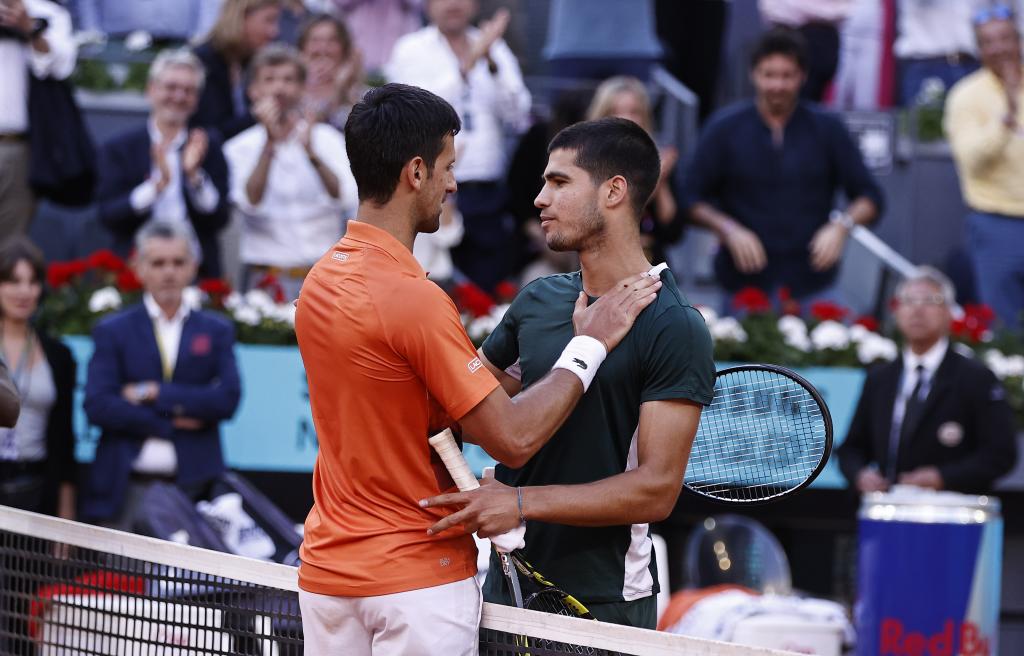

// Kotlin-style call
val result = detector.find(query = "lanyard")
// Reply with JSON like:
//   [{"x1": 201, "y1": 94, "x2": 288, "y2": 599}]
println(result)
[{"x1": 151, "y1": 320, "x2": 175, "y2": 382}]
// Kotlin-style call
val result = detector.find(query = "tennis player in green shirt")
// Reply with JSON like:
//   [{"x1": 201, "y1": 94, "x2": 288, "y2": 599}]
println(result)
[{"x1": 423, "y1": 117, "x2": 716, "y2": 628}]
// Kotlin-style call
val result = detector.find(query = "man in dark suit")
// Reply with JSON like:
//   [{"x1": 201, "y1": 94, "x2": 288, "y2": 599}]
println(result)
[
  {"x1": 96, "y1": 48, "x2": 230, "y2": 279},
  {"x1": 82, "y1": 221, "x2": 241, "y2": 529},
  {"x1": 839, "y1": 267, "x2": 1018, "y2": 494}
]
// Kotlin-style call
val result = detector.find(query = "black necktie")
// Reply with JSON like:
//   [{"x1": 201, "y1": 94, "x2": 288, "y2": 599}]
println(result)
[{"x1": 890, "y1": 365, "x2": 928, "y2": 479}]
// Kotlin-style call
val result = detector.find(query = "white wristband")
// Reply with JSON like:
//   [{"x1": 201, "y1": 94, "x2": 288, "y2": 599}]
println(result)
[{"x1": 552, "y1": 335, "x2": 607, "y2": 392}]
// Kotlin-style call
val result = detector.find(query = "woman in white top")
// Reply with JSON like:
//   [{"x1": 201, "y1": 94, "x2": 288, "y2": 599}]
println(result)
[{"x1": 0, "y1": 238, "x2": 77, "y2": 519}]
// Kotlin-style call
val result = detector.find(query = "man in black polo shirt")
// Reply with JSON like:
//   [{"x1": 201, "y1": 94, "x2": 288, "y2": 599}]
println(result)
[
  {"x1": 423, "y1": 118, "x2": 715, "y2": 628},
  {"x1": 682, "y1": 28, "x2": 884, "y2": 304}
]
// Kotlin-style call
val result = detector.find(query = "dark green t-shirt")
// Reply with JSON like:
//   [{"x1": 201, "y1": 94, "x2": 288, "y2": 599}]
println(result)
[{"x1": 480, "y1": 269, "x2": 715, "y2": 604}]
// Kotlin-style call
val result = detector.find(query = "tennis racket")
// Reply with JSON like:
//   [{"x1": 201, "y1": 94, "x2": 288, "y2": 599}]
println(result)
[
  {"x1": 684, "y1": 364, "x2": 833, "y2": 504},
  {"x1": 429, "y1": 430, "x2": 593, "y2": 621}
]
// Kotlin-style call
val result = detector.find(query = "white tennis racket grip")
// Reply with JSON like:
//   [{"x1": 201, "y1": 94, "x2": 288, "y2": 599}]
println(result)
[{"x1": 428, "y1": 429, "x2": 480, "y2": 492}]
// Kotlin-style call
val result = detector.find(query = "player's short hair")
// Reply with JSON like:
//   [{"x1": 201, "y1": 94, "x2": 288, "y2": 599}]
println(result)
[
  {"x1": 547, "y1": 117, "x2": 661, "y2": 220},
  {"x1": 344, "y1": 83, "x2": 461, "y2": 205},
  {"x1": 750, "y1": 27, "x2": 808, "y2": 71}
]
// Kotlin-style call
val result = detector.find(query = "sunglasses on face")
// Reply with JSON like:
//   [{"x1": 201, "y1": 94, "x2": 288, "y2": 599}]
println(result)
[{"x1": 973, "y1": 4, "x2": 1015, "y2": 26}]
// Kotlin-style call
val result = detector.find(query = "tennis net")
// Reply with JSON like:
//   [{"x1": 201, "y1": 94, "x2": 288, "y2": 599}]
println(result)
[{"x1": 0, "y1": 505, "x2": 791, "y2": 655}]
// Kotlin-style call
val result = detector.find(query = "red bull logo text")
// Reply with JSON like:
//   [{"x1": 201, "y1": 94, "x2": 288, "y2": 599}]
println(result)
[{"x1": 880, "y1": 619, "x2": 990, "y2": 656}]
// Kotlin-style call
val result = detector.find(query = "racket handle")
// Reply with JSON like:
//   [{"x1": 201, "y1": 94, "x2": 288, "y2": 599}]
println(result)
[{"x1": 428, "y1": 429, "x2": 480, "y2": 492}]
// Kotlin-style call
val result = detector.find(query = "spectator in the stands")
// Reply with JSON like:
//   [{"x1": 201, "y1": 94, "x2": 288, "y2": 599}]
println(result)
[
  {"x1": 683, "y1": 28, "x2": 883, "y2": 308},
  {"x1": 96, "y1": 49, "x2": 230, "y2": 279},
  {"x1": 82, "y1": 221, "x2": 241, "y2": 530},
  {"x1": 299, "y1": 13, "x2": 363, "y2": 131},
  {"x1": 331, "y1": 0, "x2": 423, "y2": 76},
  {"x1": 0, "y1": 238, "x2": 77, "y2": 519},
  {"x1": 385, "y1": 0, "x2": 531, "y2": 293},
  {"x1": 944, "y1": 4, "x2": 1024, "y2": 332},
  {"x1": 758, "y1": 0, "x2": 855, "y2": 101},
  {"x1": 0, "y1": 0, "x2": 76, "y2": 237},
  {"x1": 838, "y1": 267, "x2": 1017, "y2": 494},
  {"x1": 542, "y1": 0, "x2": 663, "y2": 83},
  {"x1": 74, "y1": 0, "x2": 215, "y2": 42},
  {"x1": 191, "y1": 0, "x2": 281, "y2": 142},
  {"x1": 587, "y1": 76, "x2": 685, "y2": 266},
  {"x1": 224, "y1": 44, "x2": 357, "y2": 300}
]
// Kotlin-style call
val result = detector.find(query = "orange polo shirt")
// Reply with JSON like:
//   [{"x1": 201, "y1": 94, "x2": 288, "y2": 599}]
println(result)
[{"x1": 294, "y1": 220, "x2": 499, "y2": 597}]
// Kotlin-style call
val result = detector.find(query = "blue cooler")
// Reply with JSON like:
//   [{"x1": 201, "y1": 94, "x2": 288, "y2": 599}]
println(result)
[{"x1": 856, "y1": 486, "x2": 1002, "y2": 656}]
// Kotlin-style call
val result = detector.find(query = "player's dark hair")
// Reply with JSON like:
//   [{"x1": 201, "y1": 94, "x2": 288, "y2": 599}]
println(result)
[
  {"x1": 750, "y1": 27, "x2": 807, "y2": 71},
  {"x1": 344, "y1": 83, "x2": 461, "y2": 205},
  {"x1": 547, "y1": 117, "x2": 661, "y2": 220}
]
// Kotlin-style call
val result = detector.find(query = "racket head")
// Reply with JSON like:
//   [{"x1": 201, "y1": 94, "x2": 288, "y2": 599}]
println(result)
[
  {"x1": 684, "y1": 364, "x2": 833, "y2": 504},
  {"x1": 509, "y1": 552, "x2": 594, "y2": 620}
]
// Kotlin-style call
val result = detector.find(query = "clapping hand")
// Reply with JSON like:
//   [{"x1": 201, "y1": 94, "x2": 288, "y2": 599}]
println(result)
[
  {"x1": 461, "y1": 8, "x2": 510, "y2": 76},
  {"x1": 0, "y1": 0, "x2": 32, "y2": 35},
  {"x1": 182, "y1": 129, "x2": 208, "y2": 186},
  {"x1": 150, "y1": 135, "x2": 174, "y2": 194}
]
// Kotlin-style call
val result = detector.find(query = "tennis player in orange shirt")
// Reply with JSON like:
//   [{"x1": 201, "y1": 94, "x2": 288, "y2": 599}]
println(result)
[{"x1": 294, "y1": 83, "x2": 661, "y2": 655}]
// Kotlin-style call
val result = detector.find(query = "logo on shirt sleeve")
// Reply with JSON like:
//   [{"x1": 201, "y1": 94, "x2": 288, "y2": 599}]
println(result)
[
  {"x1": 331, "y1": 251, "x2": 349, "y2": 262},
  {"x1": 468, "y1": 357, "x2": 483, "y2": 373}
]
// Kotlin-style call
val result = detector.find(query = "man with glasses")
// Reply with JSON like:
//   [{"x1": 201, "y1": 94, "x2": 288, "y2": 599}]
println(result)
[
  {"x1": 838, "y1": 267, "x2": 1017, "y2": 494},
  {"x1": 944, "y1": 4, "x2": 1024, "y2": 331},
  {"x1": 95, "y1": 48, "x2": 230, "y2": 279}
]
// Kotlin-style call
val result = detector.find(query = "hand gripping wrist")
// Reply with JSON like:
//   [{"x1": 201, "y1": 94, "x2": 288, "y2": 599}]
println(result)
[{"x1": 552, "y1": 335, "x2": 607, "y2": 392}]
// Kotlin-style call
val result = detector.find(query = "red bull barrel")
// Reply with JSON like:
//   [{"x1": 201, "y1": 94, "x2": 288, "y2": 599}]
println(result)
[{"x1": 856, "y1": 487, "x2": 1002, "y2": 656}]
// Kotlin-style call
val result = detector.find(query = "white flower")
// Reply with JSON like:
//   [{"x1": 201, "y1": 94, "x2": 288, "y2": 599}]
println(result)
[
  {"x1": 182, "y1": 286, "x2": 203, "y2": 311},
  {"x1": 777, "y1": 315, "x2": 807, "y2": 337},
  {"x1": 784, "y1": 330, "x2": 813, "y2": 353},
  {"x1": 243, "y1": 289, "x2": 276, "y2": 313},
  {"x1": 233, "y1": 305, "x2": 262, "y2": 326},
  {"x1": 983, "y1": 350, "x2": 1023, "y2": 379},
  {"x1": 849, "y1": 324, "x2": 871, "y2": 343},
  {"x1": 810, "y1": 320, "x2": 850, "y2": 351},
  {"x1": 710, "y1": 316, "x2": 747, "y2": 343},
  {"x1": 88, "y1": 286, "x2": 122, "y2": 313},
  {"x1": 224, "y1": 292, "x2": 244, "y2": 311},
  {"x1": 696, "y1": 305, "x2": 718, "y2": 326},
  {"x1": 467, "y1": 315, "x2": 500, "y2": 343},
  {"x1": 267, "y1": 303, "x2": 297, "y2": 327},
  {"x1": 857, "y1": 334, "x2": 898, "y2": 364}
]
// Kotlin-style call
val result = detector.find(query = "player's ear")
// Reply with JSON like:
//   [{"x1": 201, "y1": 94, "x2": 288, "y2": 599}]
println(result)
[
  {"x1": 604, "y1": 175, "x2": 629, "y2": 209},
  {"x1": 404, "y1": 156, "x2": 426, "y2": 191}
]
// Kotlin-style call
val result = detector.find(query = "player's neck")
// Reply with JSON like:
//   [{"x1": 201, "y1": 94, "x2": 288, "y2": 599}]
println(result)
[
  {"x1": 578, "y1": 239, "x2": 652, "y2": 297},
  {"x1": 354, "y1": 202, "x2": 417, "y2": 252}
]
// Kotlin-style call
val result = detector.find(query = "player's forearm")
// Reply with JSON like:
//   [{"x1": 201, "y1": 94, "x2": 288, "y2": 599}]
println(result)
[
  {"x1": 464, "y1": 369, "x2": 582, "y2": 468},
  {"x1": 521, "y1": 469, "x2": 683, "y2": 526}
]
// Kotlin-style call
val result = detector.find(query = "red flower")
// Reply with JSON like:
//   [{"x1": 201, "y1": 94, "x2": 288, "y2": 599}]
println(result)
[
  {"x1": 777, "y1": 286, "x2": 792, "y2": 302},
  {"x1": 87, "y1": 249, "x2": 126, "y2": 273},
  {"x1": 854, "y1": 315, "x2": 880, "y2": 332},
  {"x1": 453, "y1": 282, "x2": 496, "y2": 318},
  {"x1": 66, "y1": 260, "x2": 88, "y2": 277},
  {"x1": 46, "y1": 262, "x2": 73, "y2": 289},
  {"x1": 951, "y1": 317, "x2": 986, "y2": 343},
  {"x1": 732, "y1": 287, "x2": 772, "y2": 313},
  {"x1": 116, "y1": 269, "x2": 142, "y2": 293},
  {"x1": 198, "y1": 278, "x2": 232, "y2": 296},
  {"x1": 810, "y1": 301, "x2": 850, "y2": 323},
  {"x1": 255, "y1": 273, "x2": 286, "y2": 304},
  {"x1": 494, "y1": 281, "x2": 518, "y2": 303},
  {"x1": 963, "y1": 304, "x2": 995, "y2": 330}
]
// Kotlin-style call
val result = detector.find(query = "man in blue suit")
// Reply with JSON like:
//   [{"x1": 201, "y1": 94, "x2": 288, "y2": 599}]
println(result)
[
  {"x1": 95, "y1": 48, "x2": 230, "y2": 279},
  {"x1": 83, "y1": 221, "x2": 241, "y2": 530}
]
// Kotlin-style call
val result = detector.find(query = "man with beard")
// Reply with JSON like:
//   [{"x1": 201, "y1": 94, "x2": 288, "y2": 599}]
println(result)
[
  {"x1": 682, "y1": 27, "x2": 883, "y2": 308},
  {"x1": 294, "y1": 85, "x2": 663, "y2": 654},
  {"x1": 422, "y1": 117, "x2": 715, "y2": 628}
]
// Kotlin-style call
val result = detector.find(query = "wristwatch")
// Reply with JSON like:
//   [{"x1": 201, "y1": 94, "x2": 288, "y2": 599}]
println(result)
[{"x1": 829, "y1": 209, "x2": 855, "y2": 231}]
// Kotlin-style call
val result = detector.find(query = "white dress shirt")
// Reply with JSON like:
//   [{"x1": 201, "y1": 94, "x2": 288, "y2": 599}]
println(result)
[
  {"x1": 413, "y1": 210, "x2": 464, "y2": 281},
  {"x1": 894, "y1": 0, "x2": 982, "y2": 59},
  {"x1": 132, "y1": 294, "x2": 190, "y2": 475},
  {"x1": 129, "y1": 120, "x2": 220, "y2": 224},
  {"x1": 886, "y1": 337, "x2": 949, "y2": 473},
  {"x1": 385, "y1": 25, "x2": 531, "y2": 182},
  {"x1": 0, "y1": 0, "x2": 76, "y2": 133},
  {"x1": 759, "y1": 0, "x2": 855, "y2": 26},
  {"x1": 225, "y1": 121, "x2": 358, "y2": 268}
]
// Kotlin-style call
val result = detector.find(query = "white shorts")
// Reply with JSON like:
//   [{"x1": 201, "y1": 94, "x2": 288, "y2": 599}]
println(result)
[{"x1": 299, "y1": 576, "x2": 481, "y2": 655}]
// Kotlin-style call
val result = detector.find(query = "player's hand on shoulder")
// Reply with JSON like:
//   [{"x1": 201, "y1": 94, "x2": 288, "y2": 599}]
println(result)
[
  {"x1": 421, "y1": 477, "x2": 521, "y2": 539},
  {"x1": 572, "y1": 272, "x2": 662, "y2": 352}
]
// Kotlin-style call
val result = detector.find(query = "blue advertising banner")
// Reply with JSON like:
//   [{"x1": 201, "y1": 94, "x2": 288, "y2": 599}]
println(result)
[{"x1": 66, "y1": 338, "x2": 865, "y2": 487}]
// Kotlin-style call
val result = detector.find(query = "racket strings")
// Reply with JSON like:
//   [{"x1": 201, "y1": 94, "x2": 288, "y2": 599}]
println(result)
[{"x1": 685, "y1": 368, "x2": 830, "y2": 501}]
